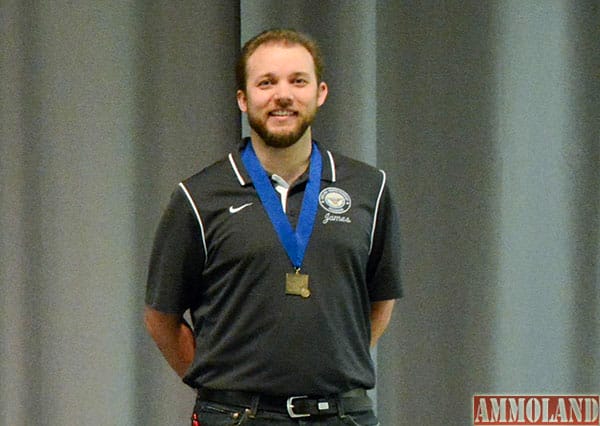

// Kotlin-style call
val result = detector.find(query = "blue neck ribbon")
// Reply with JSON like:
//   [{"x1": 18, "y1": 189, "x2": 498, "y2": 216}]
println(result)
[{"x1": 241, "y1": 140, "x2": 322, "y2": 270}]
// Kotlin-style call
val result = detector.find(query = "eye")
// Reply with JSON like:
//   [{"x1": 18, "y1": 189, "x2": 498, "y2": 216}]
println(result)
[
  {"x1": 293, "y1": 77, "x2": 308, "y2": 86},
  {"x1": 257, "y1": 78, "x2": 275, "y2": 88}
]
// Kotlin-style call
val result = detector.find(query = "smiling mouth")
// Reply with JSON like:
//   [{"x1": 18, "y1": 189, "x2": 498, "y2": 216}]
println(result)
[{"x1": 269, "y1": 110, "x2": 297, "y2": 117}]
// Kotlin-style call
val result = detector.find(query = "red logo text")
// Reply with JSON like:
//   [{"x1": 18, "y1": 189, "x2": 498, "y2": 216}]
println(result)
[{"x1": 473, "y1": 395, "x2": 599, "y2": 425}]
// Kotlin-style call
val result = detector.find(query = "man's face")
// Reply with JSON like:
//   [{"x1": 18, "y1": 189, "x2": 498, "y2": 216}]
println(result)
[{"x1": 237, "y1": 42, "x2": 328, "y2": 148}]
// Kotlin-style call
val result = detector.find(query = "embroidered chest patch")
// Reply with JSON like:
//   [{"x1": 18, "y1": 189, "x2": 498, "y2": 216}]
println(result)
[{"x1": 319, "y1": 187, "x2": 351, "y2": 214}]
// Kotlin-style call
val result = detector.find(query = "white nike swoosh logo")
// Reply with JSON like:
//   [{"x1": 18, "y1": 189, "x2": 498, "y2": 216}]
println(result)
[{"x1": 229, "y1": 203, "x2": 253, "y2": 214}]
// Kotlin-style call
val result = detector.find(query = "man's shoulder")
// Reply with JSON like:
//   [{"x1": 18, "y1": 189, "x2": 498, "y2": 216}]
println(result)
[
  {"x1": 325, "y1": 149, "x2": 385, "y2": 182},
  {"x1": 172, "y1": 152, "x2": 246, "y2": 214},
  {"x1": 182, "y1": 154, "x2": 235, "y2": 186}
]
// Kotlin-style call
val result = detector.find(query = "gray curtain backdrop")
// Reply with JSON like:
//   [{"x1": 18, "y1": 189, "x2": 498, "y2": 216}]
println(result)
[{"x1": 2, "y1": 1, "x2": 598, "y2": 425}]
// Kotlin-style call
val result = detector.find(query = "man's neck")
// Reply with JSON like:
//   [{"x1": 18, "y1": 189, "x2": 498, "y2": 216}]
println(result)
[{"x1": 249, "y1": 131, "x2": 313, "y2": 185}]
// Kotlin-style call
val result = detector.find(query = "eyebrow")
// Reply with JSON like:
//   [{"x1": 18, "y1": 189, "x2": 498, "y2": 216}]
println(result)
[
  {"x1": 289, "y1": 71, "x2": 312, "y2": 79},
  {"x1": 255, "y1": 72, "x2": 276, "y2": 81},
  {"x1": 254, "y1": 71, "x2": 312, "y2": 82}
]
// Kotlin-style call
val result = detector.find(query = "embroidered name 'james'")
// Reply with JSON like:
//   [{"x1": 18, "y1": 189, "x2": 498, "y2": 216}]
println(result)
[{"x1": 322, "y1": 213, "x2": 352, "y2": 224}]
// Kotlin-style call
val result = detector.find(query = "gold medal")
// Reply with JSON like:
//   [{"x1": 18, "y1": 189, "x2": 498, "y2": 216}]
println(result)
[
  {"x1": 242, "y1": 142, "x2": 321, "y2": 302},
  {"x1": 285, "y1": 270, "x2": 311, "y2": 298}
]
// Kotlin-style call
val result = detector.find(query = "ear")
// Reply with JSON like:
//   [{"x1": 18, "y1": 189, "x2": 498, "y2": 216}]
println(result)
[
  {"x1": 317, "y1": 82, "x2": 328, "y2": 107},
  {"x1": 236, "y1": 90, "x2": 248, "y2": 112}
]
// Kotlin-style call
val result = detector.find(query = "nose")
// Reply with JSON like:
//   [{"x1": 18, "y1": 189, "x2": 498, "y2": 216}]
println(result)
[{"x1": 274, "y1": 83, "x2": 293, "y2": 106}]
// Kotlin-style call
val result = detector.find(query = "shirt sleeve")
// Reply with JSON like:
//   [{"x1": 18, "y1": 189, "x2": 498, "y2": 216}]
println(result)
[
  {"x1": 366, "y1": 175, "x2": 403, "y2": 301},
  {"x1": 145, "y1": 186, "x2": 206, "y2": 314}
]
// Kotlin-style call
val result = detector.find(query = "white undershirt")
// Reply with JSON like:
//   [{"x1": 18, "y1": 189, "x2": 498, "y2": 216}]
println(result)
[{"x1": 271, "y1": 174, "x2": 290, "y2": 213}]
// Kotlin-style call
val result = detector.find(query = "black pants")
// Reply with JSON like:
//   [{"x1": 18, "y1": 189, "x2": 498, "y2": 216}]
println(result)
[{"x1": 192, "y1": 399, "x2": 380, "y2": 425}]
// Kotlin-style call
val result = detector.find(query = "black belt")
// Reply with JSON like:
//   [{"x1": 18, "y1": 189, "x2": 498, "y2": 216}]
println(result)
[{"x1": 196, "y1": 388, "x2": 372, "y2": 418}]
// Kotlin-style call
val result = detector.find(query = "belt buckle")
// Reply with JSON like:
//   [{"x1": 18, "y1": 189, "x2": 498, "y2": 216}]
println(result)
[{"x1": 286, "y1": 395, "x2": 310, "y2": 418}]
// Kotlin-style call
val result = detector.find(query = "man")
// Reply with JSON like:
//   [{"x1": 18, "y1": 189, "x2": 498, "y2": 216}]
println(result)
[{"x1": 145, "y1": 29, "x2": 402, "y2": 425}]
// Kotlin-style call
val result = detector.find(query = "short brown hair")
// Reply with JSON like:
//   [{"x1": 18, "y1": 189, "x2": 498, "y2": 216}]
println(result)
[{"x1": 236, "y1": 28, "x2": 324, "y2": 92}]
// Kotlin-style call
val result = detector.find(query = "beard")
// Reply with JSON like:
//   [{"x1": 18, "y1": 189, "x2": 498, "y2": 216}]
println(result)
[{"x1": 247, "y1": 107, "x2": 317, "y2": 149}]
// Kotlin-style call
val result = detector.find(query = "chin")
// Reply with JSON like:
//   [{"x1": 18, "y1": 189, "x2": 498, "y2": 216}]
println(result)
[
  {"x1": 262, "y1": 133, "x2": 302, "y2": 148},
  {"x1": 248, "y1": 113, "x2": 313, "y2": 149},
  {"x1": 254, "y1": 125, "x2": 310, "y2": 149}
]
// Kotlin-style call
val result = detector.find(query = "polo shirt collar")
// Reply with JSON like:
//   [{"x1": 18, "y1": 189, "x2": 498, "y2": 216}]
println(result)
[{"x1": 228, "y1": 138, "x2": 336, "y2": 187}]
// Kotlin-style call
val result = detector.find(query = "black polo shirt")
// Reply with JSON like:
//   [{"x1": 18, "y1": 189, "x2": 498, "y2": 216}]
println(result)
[{"x1": 146, "y1": 140, "x2": 402, "y2": 396}]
